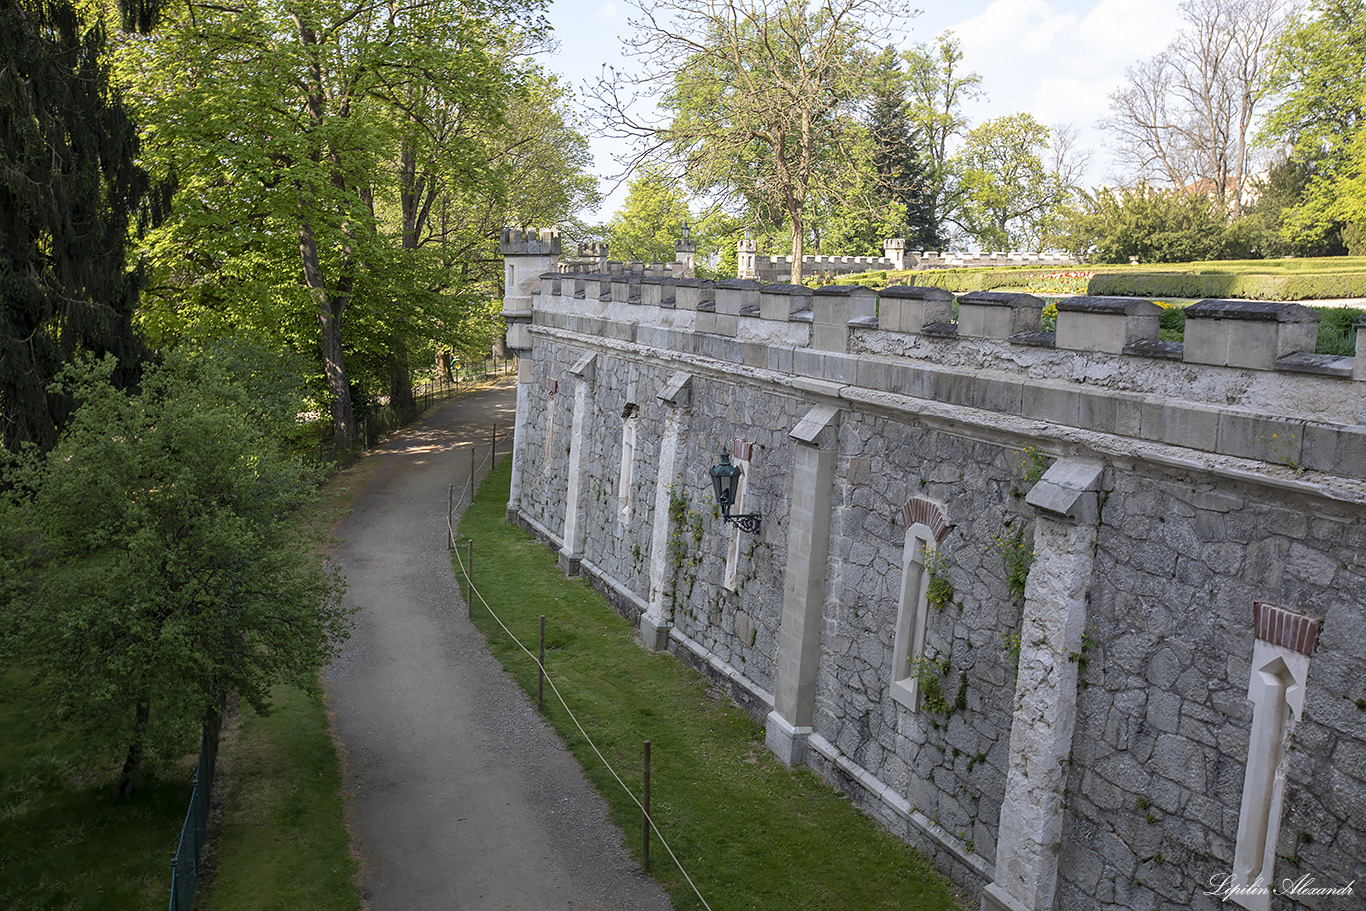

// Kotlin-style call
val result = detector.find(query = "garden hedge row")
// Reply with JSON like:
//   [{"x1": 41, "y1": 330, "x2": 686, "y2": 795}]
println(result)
[{"x1": 1087, "y1": 271, "x2": 1366, "y2": 300}]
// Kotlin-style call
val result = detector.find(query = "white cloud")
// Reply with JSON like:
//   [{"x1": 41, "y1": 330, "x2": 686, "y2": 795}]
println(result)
[
  {"x1": 953, "y1": 0, "x2": 1079, "y2": 59},
  {"x1": 597, "y1": 2, "x2": 618, "y2": 21}
]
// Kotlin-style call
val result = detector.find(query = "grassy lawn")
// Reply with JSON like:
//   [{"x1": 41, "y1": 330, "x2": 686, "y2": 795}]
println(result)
[
  {"x1": 458, "y1": 459, "x2": 965, "y2": 911},
  {"x1": 201, "y1": 686, "x2": 360, "y2": 911},
  {"x1": 0, "y1": 667, "x2": 190, "y2": 910}
]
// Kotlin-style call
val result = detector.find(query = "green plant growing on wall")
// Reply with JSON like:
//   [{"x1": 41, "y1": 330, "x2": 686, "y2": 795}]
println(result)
[
  {"x1": 993, "y1": 525, "x2": 1033, "y2": 602},
  {"x1": 666, "y1": 486, "x2": 704, "y2": 605},
  {"x1": 1020, "y1": 445, "x2": 1050, "y2": 484},
  {"x1": 1067, "y1": 627, "x2": 1097, "y2": 688},
  {"x1": 911, "y1": 657, "x2": 956, "y2": 715},
  {"x1": 925, "y1": 549, "x2": 954, "y2": 610},
  {"x1": 1002, "y1": 626, "x2": 1022, "y2": 682}
]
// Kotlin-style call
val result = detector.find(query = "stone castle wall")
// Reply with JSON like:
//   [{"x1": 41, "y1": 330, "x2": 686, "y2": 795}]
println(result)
[{"x1": 499, "y1": 229, "x2": 1366, "y2": 911}]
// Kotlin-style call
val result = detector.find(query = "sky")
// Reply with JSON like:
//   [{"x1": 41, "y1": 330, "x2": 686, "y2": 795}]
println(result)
[{"x1": 539, "y1": 0, "x2": 1189, "y2": 222}]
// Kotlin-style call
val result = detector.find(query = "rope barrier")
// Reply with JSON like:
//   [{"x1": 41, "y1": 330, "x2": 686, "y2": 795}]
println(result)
[{"x1": 451, "y1": 530, "x2": 713, "y2": 911}]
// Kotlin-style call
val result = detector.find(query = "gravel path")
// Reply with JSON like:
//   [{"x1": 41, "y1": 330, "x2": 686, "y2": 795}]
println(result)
[{"x1": 324, "y1": 380, "x2": 672, "y2": 911}]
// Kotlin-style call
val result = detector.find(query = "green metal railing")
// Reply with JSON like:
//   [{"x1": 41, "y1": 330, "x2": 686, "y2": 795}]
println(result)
[{"x1": 168, "y1": 709, "x2": 223, "y2": 911}]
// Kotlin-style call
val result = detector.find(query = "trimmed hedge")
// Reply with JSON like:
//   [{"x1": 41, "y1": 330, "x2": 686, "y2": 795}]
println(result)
[{"x1": 1088, "y1": 271, "x2": 1366, "y2": 301}]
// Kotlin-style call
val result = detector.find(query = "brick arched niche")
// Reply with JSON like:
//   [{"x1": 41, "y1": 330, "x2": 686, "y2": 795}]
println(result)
[{"x1": 889, "y1": 497, "x2": 952, "y2": 711}]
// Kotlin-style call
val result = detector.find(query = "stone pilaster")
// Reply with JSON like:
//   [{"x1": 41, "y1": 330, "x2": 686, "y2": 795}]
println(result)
[
  {"x1": 506, "y1": 357, "x2": 534, "y2": 519},
  {"x1": 766, "y1": 403, "x2": 841, "y2": 766},
  {"x1": 559, "y1": 352, "x2": 596, "y2": 576},
  {"x1": 983, "y1": 458, "x2": 1103, "y2": 911},
  {"x1": 642, "y1": 372, "x2": 693, "y2": 650}
]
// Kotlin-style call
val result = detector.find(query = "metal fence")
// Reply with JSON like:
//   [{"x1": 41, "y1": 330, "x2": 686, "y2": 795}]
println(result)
[
  {"x1": 168, "y1": 711, "x2": 223, "y2": 911},
  {"x1": 349, "y1": 355, "x2": 517, "y2": 455}
]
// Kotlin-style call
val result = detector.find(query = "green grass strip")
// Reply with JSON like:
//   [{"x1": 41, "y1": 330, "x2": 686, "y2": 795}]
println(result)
[
  {"x1": 0, "y1": 668, "x2": 188, "y2": 910},
  {"x1": 202, "y1": 684, "x2": 360, "y2": 911},
  {"x1": 458, "y1": 460, "x2": 963, "y2": 911}
]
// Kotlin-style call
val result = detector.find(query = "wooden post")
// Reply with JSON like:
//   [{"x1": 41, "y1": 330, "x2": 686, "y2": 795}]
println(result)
[
  {"x1": 538, "y1": 615, "x2": 546, "y2": 710},
  {"x1": 447, "y1": 484, "x2": 454, "y2": 549},
  {"x1": 643, "y1": 740, "x2": 652, "y2": 872},
  {"x1": 470, "y1": 445, "x2": 475, "y2": 487},
  {"x1": 466, "y1": 540, "x2": 474, "y2": 607},
  {"x1": 492, "y1": 422, "x2": 497, "y2": 459}
]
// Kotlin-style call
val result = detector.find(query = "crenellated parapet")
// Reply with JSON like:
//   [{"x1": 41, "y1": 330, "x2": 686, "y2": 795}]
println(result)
[{"x1": 510, "y1": 263, "x2": 1366, "y2": 479}]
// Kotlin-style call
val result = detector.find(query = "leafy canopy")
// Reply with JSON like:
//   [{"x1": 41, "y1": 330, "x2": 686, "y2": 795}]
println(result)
[{"x1": 0, "y1": 342, "x2": 349, "y2": 793}]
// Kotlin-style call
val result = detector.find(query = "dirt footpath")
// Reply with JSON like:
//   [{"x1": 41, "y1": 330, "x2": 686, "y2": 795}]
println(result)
[{"x1": 325, "y1": 380, "x2": 672, "y2": 911}]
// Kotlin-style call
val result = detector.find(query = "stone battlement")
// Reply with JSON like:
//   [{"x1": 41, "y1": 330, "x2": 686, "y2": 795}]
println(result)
[{"x1": 518, "y1": 271, "x2": 1366, "y2": 478}]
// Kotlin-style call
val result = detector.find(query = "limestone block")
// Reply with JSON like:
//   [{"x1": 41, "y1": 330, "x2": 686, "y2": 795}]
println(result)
[
  {"x1": 715, "y1": 278, "x2": 761, "y2": 316},
  {"x1": 1026, "y1": 458, "x2": 1104, "y2": 524},
  {"x1": 811, "y1": 285, "x2": 877, "y2": 353},
  {"x1": 759, "y1": 283, "x2": 813, "y2": 321},
  {"x1": 538, "y1": 272, "x2": 562, "y2": 298},
  {"x1": 499, "y1": 226, "x2": 561, "y2": 256},
  {"x1": 878, "y1": 285, "x2": 954, "y2": 334},
  {"x1": 1055, "y1": 297, "x2": 1162, "y2": 354},
  {"x1": 957, "y1": 291, "x2": 1045, "y2": 339},
  {"x1": 1183, "y1": 299, "x2": 1318, "y2": 370},
  {"x1": 673, "y1": 278, "x2": 713, "y2": 311},
  {"x1": 1300, "y1": 421, "x2": 1366, "y2": 478},
  {"x1": 640, "y1": 276, "x2": 676, "y2": 308}
]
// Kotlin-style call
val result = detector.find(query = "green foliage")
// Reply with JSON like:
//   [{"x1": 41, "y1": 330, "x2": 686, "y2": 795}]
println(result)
[
  {"x1": 902, "y1": 32, "x2": 982, "y2": 246},
  {"x1": 607, "y1": 164, "x2": 694, "y2": 263},
  {"x1": 1087, "y1": 268, "x2": 1366, "y2": 300},
  {"x1": 954, "y1": 113, "x2": 1068, "y2": 251},
  {"x1": 924, "y1": 549, "x2": 953, "y2": 610},
  {"x1": 993, "y1": 525, "x2": 1033, "y2": 603},
  {"x1": 115, "y1": 0, "x2": 575, "y2": 448},
  {"x1": 0, "y1": 669, "x2": 188, "y2": 910},
  {"x1": 654, "y1": 0, "x2": 883, "y2": 281},
  {"x1": 0, "y1": 344, "x2": 349, "y2": 793},
  {"x1": 911, "y1": 657, "x2": 954, "y2": 715},
  {"x1": 1069, "y1": 185, "x2": 1237, "y2": 264},
  {"x1": 1020, "y1": 445, "x2": 1050, "y2": 485},
  {"x1": 1263, "y1": 0, "x2": 1366, "y2": 251},
  {"x1": 0, "y1": 0, "x2": 161, "y2": 449}
]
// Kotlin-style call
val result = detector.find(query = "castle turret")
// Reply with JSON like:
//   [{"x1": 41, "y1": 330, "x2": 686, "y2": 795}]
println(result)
[
  {"x1": 500, "y1": 227, "x2": 561, "y2": 354},
  {"x1": 737, "y1": 231, "x2": 759, "y2": 280}
]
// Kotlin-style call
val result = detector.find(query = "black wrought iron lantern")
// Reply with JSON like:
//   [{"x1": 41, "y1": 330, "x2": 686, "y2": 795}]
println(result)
[{"x1": 710, "y1": 452, "x2": 761, "y2": 534}]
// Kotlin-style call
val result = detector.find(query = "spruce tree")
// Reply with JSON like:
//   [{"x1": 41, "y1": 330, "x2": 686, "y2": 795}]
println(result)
[
  {"x1": 867, "y1": 48, "x2": 940, "y2": 251},
  {"x1": 0, "y1": 1, "x2": 161, "y2": 449}
]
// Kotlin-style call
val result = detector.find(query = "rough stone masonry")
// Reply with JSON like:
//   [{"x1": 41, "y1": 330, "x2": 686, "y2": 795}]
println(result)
[{"x1": 499, "y1": 228, "x2": 1366, "y2": 911}]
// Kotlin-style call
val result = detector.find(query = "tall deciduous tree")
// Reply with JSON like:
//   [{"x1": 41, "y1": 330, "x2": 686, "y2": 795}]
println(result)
[
  {"x1": 0, "y1": 0, "x2": 163, "y2": 450},
  {"x1": 1102, "y1": 0, "x2": 1290, "y2": 217},
  {"x1": 1261, "y1": 0, "x2": 1366, "y2": 250},
  {"x1": 0, "y1": 344, "x2": 349, "y2": 794},
  {"x1": 596, "y1": 0, "x2": 884, "y2": 282},
  {"x1": 606, "y1": 164, "x2": 694, "y2": 262},
  {"x1": 901, "y1": 31, "x2": 981, "y2": 246},
  {"x1": 118, "y1": 0, "x2": 542, "y2": 449},
  {"x1": 953, "y1": 114, "x2": 1077, "y2": 251}
]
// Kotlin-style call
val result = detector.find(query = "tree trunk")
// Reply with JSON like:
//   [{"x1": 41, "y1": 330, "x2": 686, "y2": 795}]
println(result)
[
  {"x1": 436, "y1": 348, "x2": 453, "y2": 382},
  {"x1": 117, "y1": 698, "x2": 150, "y2": 797},
  {"x1": 388, "y1": 348, "x2": 414, "y2": 413},
  {"x1": 788, "y1": 208, "x2": 805, "y2": 284},
  {"x1": 299, "y1": 222, "x2": 355, "y2": 450}
]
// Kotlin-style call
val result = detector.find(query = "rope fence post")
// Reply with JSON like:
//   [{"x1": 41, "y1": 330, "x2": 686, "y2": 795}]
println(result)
[
  {"x1": 538, "y1": 615, "x2": 546, "y2": 710},
  {"x1": 447, "y1": 484, "x2": 454, "y2": 550},
  {"x1": 643, "y1": 740, "x2": 652, "y2": 873},
  {"x1": 466, "y1": 540, "x2": 474, "y2": 608}
]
